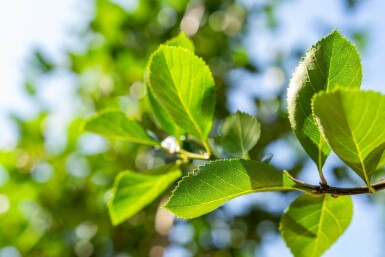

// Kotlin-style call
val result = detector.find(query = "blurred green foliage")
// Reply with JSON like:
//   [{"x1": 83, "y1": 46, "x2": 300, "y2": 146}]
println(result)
[{"x1": 0, "y1": 0, "x2": 369, "y2": 256}]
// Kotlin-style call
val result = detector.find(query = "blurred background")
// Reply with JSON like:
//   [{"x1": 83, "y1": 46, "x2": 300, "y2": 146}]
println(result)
[{"x1": 1, "y1": 0, "x2": 385, "y2": 256}]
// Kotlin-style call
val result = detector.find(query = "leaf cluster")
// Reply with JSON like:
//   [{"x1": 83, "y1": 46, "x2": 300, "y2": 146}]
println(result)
[{"x1": 83, "y1": 30, "x2": 385, "y2": 257}]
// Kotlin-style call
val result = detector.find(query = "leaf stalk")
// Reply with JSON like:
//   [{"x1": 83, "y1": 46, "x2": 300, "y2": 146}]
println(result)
[{"x1": 179, "y1": 149, "x2": 210, "y2": 161}]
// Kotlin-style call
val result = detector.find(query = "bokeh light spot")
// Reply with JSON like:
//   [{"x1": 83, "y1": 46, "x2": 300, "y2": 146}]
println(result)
[{"x1": 0, "y1": 195, "x2": 10, "y2": 214}]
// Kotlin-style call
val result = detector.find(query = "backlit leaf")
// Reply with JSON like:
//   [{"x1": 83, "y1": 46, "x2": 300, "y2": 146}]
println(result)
[
  {"x1": 280, "y1": 194, "x2": 353, "y2": 257},
  {"x1": 220, "y1": 112, "x2": 261, "y2": 158},
  {"x1": 147, "y1": 88, "x2": 183, "y2": 137},
  {"x1": 313, "y1": 89, "x2": 385, "y2": 190},
  {"x1": 287, "y1": 29, "x2": 362, "y2": 170},
  {"x1": 145, "y1": 33, "x2": 194, "y2": 137},
  {"x1": 84, "y1": 110, "x2": 158, "y2": 146},
  {"x1": 164, "y1": 32, "x2": 194, "y2": 52},
  {"x1": 146, "y1": 45, "x2": 215, "y2": 143},
  {"x1": 108, "y1": 164, "x2": 182, "y2": 225},
  {"x1": 164, "y1": 159, "x2": 307, "y2": 219}
]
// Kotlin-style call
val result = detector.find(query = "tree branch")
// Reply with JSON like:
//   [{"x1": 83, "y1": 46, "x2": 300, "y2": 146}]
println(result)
[{"x1": 291, "y1": 176, "x2": 385, "y2": 196}]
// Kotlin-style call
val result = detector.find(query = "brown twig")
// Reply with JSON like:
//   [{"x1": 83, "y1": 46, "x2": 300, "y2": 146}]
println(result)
[{"x1": 290, "y1": 176, "x2": 385, "y2": 195}]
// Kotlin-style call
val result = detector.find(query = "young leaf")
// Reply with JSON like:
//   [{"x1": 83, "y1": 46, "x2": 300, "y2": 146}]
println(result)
[
  {"x1": 108, "y1": 165, "x2": 182, "y2": 225},
  {"x1": 147, "y1": 45, "x2": 216, "y2": 144},
  {"x1": 84, "y1": 110, "x2": 158, "y2": 146},
  {"x1": 145, "y1": 33, "x2": 193, "y2": 137},
  {"x1": 164, "y1": 32, "x2": 194, "y2": 52},
  {"x1": 287, "y1": 29, "x2": 362, "y2": 170},
  {"x1": 313, "y1": 89, "x2": 385, "y2": 190},
  {"x1": 280, "y1": 194, "x2": 353, "y2": 257},
  {"x1": 220, "y1": 112, "x2": 261, "y2": 158},
  {"x1": 164, "y1": 159, "x2": 306, "y2": 219}
]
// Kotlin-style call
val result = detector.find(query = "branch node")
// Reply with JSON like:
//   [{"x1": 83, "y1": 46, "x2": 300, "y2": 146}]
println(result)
[{"x1": 319, "y1": 183, "x2": 329, "y2": 194}]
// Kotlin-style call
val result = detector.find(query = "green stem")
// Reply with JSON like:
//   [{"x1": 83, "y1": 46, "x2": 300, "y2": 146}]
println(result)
[
  {"x1": 242, "y1": 152, "x2": 250, "y2": 160},
  {"x1": 318, "y1": 168, "x2": 328, "y2": 187},
  {"x1": 202, "y1": 140, "x2": 211, "y2": 156},
  {"x1": 318, "y1": 137, "x2": 328, "y2": 186},
  {"x1": 179, "y1": 149, "x2": 210, "y2": 160}
]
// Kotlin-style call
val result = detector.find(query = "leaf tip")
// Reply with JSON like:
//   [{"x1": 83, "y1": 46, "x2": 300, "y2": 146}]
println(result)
[
  {"x1": 162, "y1": 196, "x2": 189, "y2": 220},
  {"x1": 331, "y1": 27, "x2": 341, "y2": 36}
]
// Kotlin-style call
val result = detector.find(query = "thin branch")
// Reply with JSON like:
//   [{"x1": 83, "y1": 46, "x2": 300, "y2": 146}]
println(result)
[{"x1": 290, "y1": 176, "x2": 385, "y2": 196}]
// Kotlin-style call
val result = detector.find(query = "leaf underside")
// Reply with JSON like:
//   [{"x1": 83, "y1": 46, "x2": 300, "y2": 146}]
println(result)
[
  {"x1": 313, "y1": 89, "x2": 385, "y2": 188},
  {"x1": 83, "y1": 110, "x2": 158, "y2": 146},
  {"x1": 287, "y1": 29, "x2": 362, "y2": 168},
  {"x1": 164, "y1": 159, "x2": 302, "y2": 219},
  {"x1": 280, "y1": 194, "x2": 353, "y2": 257},
  {"x1": 108, "y1": 165, "x2": 182, "y2": 225}
]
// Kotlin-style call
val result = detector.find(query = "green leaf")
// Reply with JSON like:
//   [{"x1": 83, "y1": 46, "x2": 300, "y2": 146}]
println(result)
[
  {"x1": 108, "y1": 164, "x2": 182, "y2": 225},
  {"x1": 147, "y1": 88, "x2": 183, "y2": 137},
  {"x1": 164, "y1": 32, "x2": 194, "y2": 52},
  {"x1": 376, "y1": 152, "x2": 385, "y2": 170},
  {"x1": 280, "y1": 194, "x2": 353, "y2": 257},
  {"x1": 145, "y1": 33, "x2": 194, "y2": 137},
  {"x1": 313, "y1": 89, "x2": 385, "y2": 190},
  {"x1": 147, "y1": 45, "x2": 216, "y2": 144},
  {"x1": 84, "y1": 110, "x2": 158, "y2": 146},
  {"x1": 287, "y1": 29, "x2": 362, "y2": 170},
  {"x1": 220, "y1": 112, "x2": 261, "y2": 158},
  {"x1": 164, "y1": 159, "x2": 305, "y2": 219}
]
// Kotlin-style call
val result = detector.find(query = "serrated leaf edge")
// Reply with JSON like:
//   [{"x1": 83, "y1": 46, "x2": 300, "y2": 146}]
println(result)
[
  {"x1": 280, "y1": 194, "x2": 353, "y2": 257},
  {"x1": 220, "y1": 111, "x2": 261, "y2": 158},
  {"x1": 163, "y1": 159, "x2": 307, "y2": 219},
  {"x1": 164, "y1": 32, "x2": 195, "y2": 52},
  {"x1": 311, "y1": 88, "x2": 384, "y2": 190},
  {"x1": 146, "y1": 45, "x2": 215, "y2": 141},
  {"x1": 287, "y1": 28, "x2": 362, "y2": 170}
]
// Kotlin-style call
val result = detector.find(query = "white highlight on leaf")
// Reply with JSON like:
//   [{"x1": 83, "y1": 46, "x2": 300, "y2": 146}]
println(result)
[
  {"x1": 287, "y1": 47, "x2": 316, "y2": 129},
  {"x1": 161, "y1": 136, "x2": 181, "y2": 154}
]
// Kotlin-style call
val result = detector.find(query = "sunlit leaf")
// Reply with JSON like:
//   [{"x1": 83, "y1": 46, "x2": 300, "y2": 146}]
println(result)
[
  {"x1": 220, "y1": 112, "x2": 261, "y2": 158},
  {"x1": 147, "y1": 88, "x2": 183, "y2": 137},
  {"x1": 376, "y1": 152, "x2": 385, "y2": 170},
  {"x1": 108, "y1": 164, "x2": 182, "y2": 225},
  {"x1": 313, "y1": 89, "x2": 385, "y2": 190},
  {"x1": 84, "y1": 110, "x2": 158, "y2": 146},
  {"x1": 145, "y1": 33, "x2": 194, "y2": 137},
  {"x1": 280, "y1": 194, "x2": 353, "y2": 257},
  {"x1": 287, "y1": 29, "x2": 362, "y2": 169},
  {"x1": 146, "y1": 45, "x2": 215, "y2": 143},
  {"x1": 164, "y1": 159, "x2": 306, "y2": 219},
  {"x1": 164, "y1": 32, "x2": 194, "y2": 52}
]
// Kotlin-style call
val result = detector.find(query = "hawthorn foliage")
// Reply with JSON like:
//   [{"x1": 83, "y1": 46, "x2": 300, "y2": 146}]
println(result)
[{"x1": 84, "y1": 30, "x2": 385, "y2": 257}]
